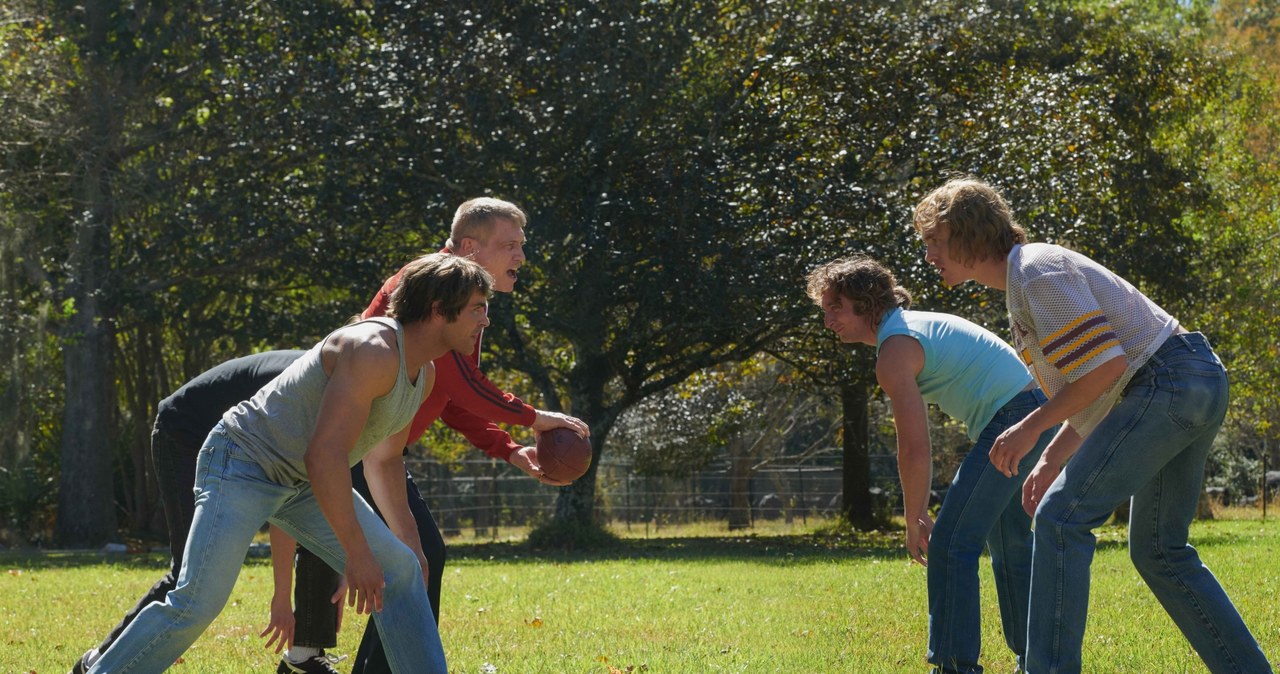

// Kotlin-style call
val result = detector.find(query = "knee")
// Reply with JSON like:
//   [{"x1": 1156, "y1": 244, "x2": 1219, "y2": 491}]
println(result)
[
  {"x1": 1128, "y1": 536, "x2": 1173, "y2": 577},
  {"x1": 163, "y1": 587, "x2": 225, "y2": 635},
  {"x1": 930, "y1": 518, "x2": 985, "y2": 563},
  {"x1": 378, "y1": 543, "x2": 424, "y2": 589}
]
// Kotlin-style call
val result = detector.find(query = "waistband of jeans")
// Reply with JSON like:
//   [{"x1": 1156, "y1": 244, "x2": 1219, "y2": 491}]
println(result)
[
  {"x1": 1152, "y1": 331, "x2": 1210, "y2": 358},
  {"x1": 1000, "y1": 386, "x2": 1047, "y2": 411}
]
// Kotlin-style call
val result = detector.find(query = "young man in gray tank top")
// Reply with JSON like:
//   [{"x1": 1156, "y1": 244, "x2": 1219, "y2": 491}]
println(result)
[
  {"x1": 85, "y1": 253, "x2": 492, "y2": 674},
  {"x1": 807, "y1": 255, "x2": 1057, "y2": 674}
]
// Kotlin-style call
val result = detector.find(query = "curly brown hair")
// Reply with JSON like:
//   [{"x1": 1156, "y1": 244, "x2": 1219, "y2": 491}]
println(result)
[{"x1": 805, "y1": 255, "x2": 911, "y2": 329}]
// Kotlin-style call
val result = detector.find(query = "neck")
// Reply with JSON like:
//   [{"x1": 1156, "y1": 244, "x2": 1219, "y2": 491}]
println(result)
[
  {"x1": 971, "y1": 255, "x2": 1009, "y2": 291},
  {"x1": 399, "y1": 319, "x2": 450, "y2": 371}
]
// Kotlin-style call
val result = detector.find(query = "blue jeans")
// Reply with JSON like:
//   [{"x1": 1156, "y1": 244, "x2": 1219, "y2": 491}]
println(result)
[
  {"x1": 1026, "y1": 333, "x2": 1271, "y2": 674},
  {"x1": 88, "y1": 425, "x2": 447, "y2": 674},
  {"x1": 928, "y1": 388, "x2": 1055, "y2": 674}
]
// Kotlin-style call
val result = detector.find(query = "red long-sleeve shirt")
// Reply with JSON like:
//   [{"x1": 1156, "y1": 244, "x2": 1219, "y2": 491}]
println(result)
[{"x1": 362, "y1": 263, "x2": 537, "y2": 461}]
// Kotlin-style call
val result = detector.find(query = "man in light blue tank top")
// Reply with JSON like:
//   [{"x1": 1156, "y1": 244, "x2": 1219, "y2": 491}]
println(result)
[
  {"x1": 87, "y1": 254, "x2": 492, "y2": 674},
  {"x1": 806, "y1": 255, "x2": 1056, "y2": 674}
]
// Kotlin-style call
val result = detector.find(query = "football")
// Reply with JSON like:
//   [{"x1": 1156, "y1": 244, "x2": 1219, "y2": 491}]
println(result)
[{"x1": 535, "y1": 428, "x2": 592, "y2": 482}]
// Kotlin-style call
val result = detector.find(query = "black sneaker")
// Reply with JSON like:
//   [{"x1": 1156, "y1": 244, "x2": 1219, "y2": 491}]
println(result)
[
  {"x1": 276, "y1": 652, "x2": 346, "y2": 674},
  {"x1": 69, "y1": 648, "x2": 97, "y2": 674}
]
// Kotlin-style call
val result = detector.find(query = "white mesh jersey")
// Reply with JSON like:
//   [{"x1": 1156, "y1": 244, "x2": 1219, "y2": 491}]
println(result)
[{"x1": 1005, "y1": 243, "x2": 1179, "y2": 437}]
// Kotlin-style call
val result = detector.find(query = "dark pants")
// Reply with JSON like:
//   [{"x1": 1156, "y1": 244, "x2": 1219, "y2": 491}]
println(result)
[
  {"x1": 295, "y1": 456, "x2": 446, "y2": 674},
  {"x1": 80, "y1": 426, "x2": 337, "y2": 670}
]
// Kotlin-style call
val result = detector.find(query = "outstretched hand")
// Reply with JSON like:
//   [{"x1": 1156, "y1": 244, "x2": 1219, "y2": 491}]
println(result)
[
  {"x1": 988, "y1": 421, "x2": 1038, "y2": 478},
  {"x1": 1022, "y1": 458, "x2": 1061, "y2": 517}
]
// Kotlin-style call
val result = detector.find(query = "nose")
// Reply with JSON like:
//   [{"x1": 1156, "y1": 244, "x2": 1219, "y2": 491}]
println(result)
[
  {"x1": 923, "y1": 244, "x2": 938, "y2": 262},
  {"x1": 823, "y1": 311, "x2": 836, "y2": 329},
  {"x1": 479, "y1": 311, "x2": 491, "y2": 328},
  {"x1": 514, "y1": 244, "x2": 526, "y2": 264}
]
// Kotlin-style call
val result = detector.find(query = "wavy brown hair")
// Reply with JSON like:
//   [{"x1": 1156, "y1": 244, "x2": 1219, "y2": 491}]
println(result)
[
  {"x1": 913, "y1": 177, "x2": 1027, "y2": 265},
  {"x1": 389, "y1": 253, "x2": 493, "y2": 324}
]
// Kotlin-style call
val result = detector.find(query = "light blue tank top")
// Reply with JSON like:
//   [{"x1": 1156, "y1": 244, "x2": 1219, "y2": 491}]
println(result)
[
  {"x1": 876, "y1": 308, "x2": 1031, "y2": 441},
  {"x1": 222, "y1": 317, "x2": 428, "y2": 486}
]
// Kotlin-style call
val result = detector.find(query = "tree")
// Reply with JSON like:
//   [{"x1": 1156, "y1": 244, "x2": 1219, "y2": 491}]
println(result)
[{"x1": 614, "y1": 354, "x2": 841, "y2": 529}]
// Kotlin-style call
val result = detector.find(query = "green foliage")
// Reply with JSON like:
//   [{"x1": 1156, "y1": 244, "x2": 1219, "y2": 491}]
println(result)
[
  {"x1": 2, "y1": 0, "x2": 1277, "y2": 538},
  {"x1": 0, "y1": 457, "x2": 57, "y2": 546},
  {"x1": 525, "y1": 515, "x2": 621, "y2": 551}
]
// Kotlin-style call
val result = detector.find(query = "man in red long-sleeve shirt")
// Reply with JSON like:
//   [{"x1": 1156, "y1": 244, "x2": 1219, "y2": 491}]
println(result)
[{"x1": 273, "y1": 198, "x2": 588, "y2": 674}]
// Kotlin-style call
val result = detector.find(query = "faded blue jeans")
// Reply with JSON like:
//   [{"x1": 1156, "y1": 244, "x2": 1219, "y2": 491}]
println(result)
[
  {"x1": 88, "y1": 424, "x2": 447, "y2": 674},
  {"x1": 928, "y1": 388, "x2": 1055, "y2": 674},
  {"x1": 1026, "y1": 333, "x2": 1271, "y2": 674}
]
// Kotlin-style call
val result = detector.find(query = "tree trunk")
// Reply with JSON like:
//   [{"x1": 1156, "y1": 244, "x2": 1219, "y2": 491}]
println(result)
[
  {"x1": 54, "y1": 205, "x2": 118, "y2": 546},
  {"x1": 553, "y1": 436, "x2": 600, "y2": 526},
  {"x1": 841, "y1": 380, "x2": 875, "y2": 529},
  {"x1": 54, "y1": 35, "x2": 122, "y2": 546},
  {"x1": 726, "y1": 447, "x2": 753, "y2": 531},
  {"x1": 553, "y1": 357, "x2": 610, "y2": 526}
]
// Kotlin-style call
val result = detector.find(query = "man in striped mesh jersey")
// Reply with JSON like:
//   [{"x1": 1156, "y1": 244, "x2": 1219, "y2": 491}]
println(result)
[{"x1": 913, "y1": 177, "x2": 1271, "y2": 674}]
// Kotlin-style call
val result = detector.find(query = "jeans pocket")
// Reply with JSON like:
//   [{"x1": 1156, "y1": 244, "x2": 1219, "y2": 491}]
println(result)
[{"x1": 1165, "y1": 360, "x2": 1226, "y2": 431}]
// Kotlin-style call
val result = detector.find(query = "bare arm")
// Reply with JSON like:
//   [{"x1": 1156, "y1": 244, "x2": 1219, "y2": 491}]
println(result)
[
  {"x1": 989, "y1": 355, "x2": 1126, "y2": 477},
  {"x1": 361, "y1": 430, "x2": 431, "y2": 589},
  {"x1": 304, "y1": 327, "x2": 402, "y2": 615},
  {"x1": 876, "y1": 336, "x2": 933, "y2": 566},
  {"x1": 260, "y1": 525, "x2": 296, "y2": 653}
]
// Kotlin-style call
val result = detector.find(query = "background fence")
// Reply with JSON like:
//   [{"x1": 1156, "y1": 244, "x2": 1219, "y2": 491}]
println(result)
[{"x1": 405, "y1": 451, "x2": 903, "y2": 537}]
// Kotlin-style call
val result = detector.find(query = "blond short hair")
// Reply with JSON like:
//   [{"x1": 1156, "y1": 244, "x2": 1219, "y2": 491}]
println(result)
[{"x1": 445, "y1": 197, "x2": 527, "y2": 250}]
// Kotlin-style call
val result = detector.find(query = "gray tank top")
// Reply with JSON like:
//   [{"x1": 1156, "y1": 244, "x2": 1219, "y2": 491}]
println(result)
[{"x1": 221, "y1": 317, "x2": 427, "y2": 486}]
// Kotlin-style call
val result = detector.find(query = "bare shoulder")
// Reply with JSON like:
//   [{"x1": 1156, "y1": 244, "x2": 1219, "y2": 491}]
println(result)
[
  {"x1": 321, "y1": 322, "x2": 401, "y2": 389},
  {"x1": 875, "y1": 335, "x2": 924, "y2": 395}
]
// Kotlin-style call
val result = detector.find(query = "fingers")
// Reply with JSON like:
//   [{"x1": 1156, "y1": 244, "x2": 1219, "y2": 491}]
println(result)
[
  {"x1": 348, "y1": 581, "x2": 387, "y2": 615},
  {"x1": 908, "y1": 548, "x2": 927, "y2": 566},
  {"x1": 538, "y1": 474, "x2": 572, "y2": 487},
  {"x1": 990, "y1": 440, "x2": 1012, "y2": 477},
  {"x1": 259, "y1": 623, "x2": 292, "y2": 654},
  {"x1": 1022, "y1": 477, "x2": 1039, "y2": 518},
  {"x1": 533, "y1": 410, "x2": 591, "y2": 437}
]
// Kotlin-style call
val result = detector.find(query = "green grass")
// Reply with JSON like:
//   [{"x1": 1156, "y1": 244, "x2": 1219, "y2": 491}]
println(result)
[{"x1": 3, "y1": 515, "x2": 1278, "y2": 673}]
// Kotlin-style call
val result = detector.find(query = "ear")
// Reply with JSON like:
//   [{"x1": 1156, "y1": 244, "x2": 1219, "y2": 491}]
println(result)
[{"x1": 455, "y1": 236, "x2": 480, "y2": 257}]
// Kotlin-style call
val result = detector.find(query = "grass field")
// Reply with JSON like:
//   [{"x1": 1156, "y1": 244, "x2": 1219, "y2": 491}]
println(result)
[{"x1": 3, "y1": 513, "x2": 1277, "y2": 673}]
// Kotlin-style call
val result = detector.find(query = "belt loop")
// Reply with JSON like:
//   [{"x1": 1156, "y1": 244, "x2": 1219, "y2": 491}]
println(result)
[{"x1": 1177, "y1": 332, "x2": 1196, "y2": 352}]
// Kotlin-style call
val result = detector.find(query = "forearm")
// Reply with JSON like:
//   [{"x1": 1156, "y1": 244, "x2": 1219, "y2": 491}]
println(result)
[
  {"x1": 897, "y1": 443, "x2": 932, "y2": 522},
  {"x1": 1018, "y1": 356, "x2": 1126, "y2": 436},
  {"x1": 268, "y1": 525, "x2": 295, "y2": 601},
  {"x1": 364, "y1": 454, "x2": 422, "y2": 552},
  {"x1": 1041, "y1": 424, "x2": 1084, "y2": 468},
  {"x1": 305, "y1": 448, "x2": 371, "y2": 557}
]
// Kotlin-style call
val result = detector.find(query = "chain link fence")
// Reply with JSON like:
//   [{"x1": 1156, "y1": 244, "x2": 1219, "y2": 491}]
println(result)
[{"x1": 405, "y1": 451, "x2": 903, "y2": 536}]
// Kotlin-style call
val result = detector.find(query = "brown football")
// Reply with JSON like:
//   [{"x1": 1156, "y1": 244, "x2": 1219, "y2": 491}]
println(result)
[{"x1": 535, "y1": 428, "x2": 592, "y2": 482}]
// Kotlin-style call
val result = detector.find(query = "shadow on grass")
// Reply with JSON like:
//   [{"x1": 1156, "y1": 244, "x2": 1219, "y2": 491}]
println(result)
[{"x1": 2, "y1": 520, "x2": 1267, "y2": 570}]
